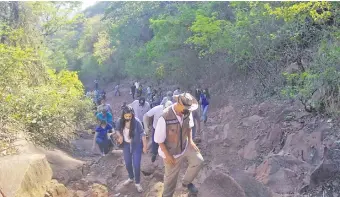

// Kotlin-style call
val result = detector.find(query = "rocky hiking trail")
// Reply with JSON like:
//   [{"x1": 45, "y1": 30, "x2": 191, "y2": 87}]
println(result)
[{"x1": 2, "y1": 82, "x2": 340, "y2": 197}]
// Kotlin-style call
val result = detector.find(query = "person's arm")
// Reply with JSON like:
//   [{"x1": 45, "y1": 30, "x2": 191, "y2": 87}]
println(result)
[
  {"x1": 188, "y1": 113, "x2": 200, "y2": 152},
  {"x1": 155, "y1": 117, "x2": 176, "y2": 165},
  {"x1": 196, "y1": 118, "x2": 201, "y2": 134},
  {"x1": 143, "y1": 115, "x2": 151, "y2": 136},
  {"x1": 113, "y1": 120, "x2": 123, "y2": 144},
  {"x1": 137, "y1": 119, "x2": 148, "y2": 153}
]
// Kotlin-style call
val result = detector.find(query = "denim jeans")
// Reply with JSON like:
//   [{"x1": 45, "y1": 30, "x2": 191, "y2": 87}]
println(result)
[
  {"x1": 201, "y1": 105, "x2": 209, "y2": 122},
  {"x1": 123, "y1": 141, "x2": 142, "y2": 184}
]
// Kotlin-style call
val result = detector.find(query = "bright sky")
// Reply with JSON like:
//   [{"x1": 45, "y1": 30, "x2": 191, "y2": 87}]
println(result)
[{"x1": 81, "y1": 1, "x2": 97, "y2": 11}]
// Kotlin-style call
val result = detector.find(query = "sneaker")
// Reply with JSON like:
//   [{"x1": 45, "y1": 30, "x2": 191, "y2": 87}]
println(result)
[
  {"x1": 183, "y1": 183, "x2": 198, "y2": 194},
  {"x1": 151, "y1": 154, "x2": 157, "y2": 163},
  {"x1": 135, "y1": 184, "x2": 143, "y2": 193},
  {"x1": 123, "y1": 178, "x2": 133, "y2": 186}
]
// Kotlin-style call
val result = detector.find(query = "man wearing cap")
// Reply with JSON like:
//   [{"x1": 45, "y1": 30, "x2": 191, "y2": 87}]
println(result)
[
  {"x1": 129, "y1": 97, "x2": 150, "y2": 125},
  {"x1": 143, "y1": 100, "x2": 173, "y2": 163},
  {"x1": 154, "y1": 93, "x2": 204, "y2": 197}
]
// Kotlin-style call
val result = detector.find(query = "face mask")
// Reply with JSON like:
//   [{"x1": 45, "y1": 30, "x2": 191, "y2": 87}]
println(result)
[{"x1": 182, "y1": 109, "x2": 190, "y2": 115}]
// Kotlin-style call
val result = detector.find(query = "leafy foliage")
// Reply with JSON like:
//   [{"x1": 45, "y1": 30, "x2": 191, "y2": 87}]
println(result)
[{"x1": 0, "y1": 2, "x2": 94, "y2": 155}]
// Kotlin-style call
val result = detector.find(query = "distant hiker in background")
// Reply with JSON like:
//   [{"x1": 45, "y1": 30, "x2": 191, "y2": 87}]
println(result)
[
  {"x1": 93, "y1": 89, "x2": 100, "y2": 105},
  {"x1": 151, "y1": 90, "x2": 161, "y2": 108},
  {"x1": 154, "y1": 93, "x2": 204, "y2": 197},
  {"x1": 114, "y1": 106, "x2": 148, "y2": 193},
  {"x1": 192, "y1": 107, "x2": 201, "y2": 140},
  {"x1": 200, "y1": 88, "x2": 210, "y2": 124},
  {"x1": 147, "y1": 85, "x2": 152, "y2": 101},
  {"x1": 135, "y1": 81, "x2": 140, "y2": 90},
  {"x1": 131, "y1": 83, "x2": 136, "y2": 100},
  {"x1": 114, "y1": 84, "x2": 121, "y2": 96},
  {"x1": 129, "y1": 97, "x2": 150, "y2": 125},
  {"x1": 100, "y1": 90, "x2": 106, "y2": 101},
  {"x1": 143, "y1": 100, "x2": 173, "y2": 163},
  {"x1": 92, "y1": 120, "x2": 114, "y2": 156},
  {"x1": 97, "y1": 98, "x2": 112, "y2": 114},
  {"x1": 194, "y1": 88, "x2": 201, "y2": 102},
  {"x1": 173, "y1": 87, "x2": 181, "y2": 96},
  {"x1": 137, "y1": 84, "x2": 143, "y2": 98},
  {"x1": 160, "y1": 91, "x2": 174, "y2": 105}
]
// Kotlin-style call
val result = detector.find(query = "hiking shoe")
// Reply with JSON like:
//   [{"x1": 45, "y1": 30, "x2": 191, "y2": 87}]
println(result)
[
  {"x1": 135, "y1": 184, "x2": 143, "y2": 193},
  {"x1": 151, "y1": 154, "x2": 157, "y2": 163},
  {"x1": 123, "y1": 178, "x2": 133, "y2": 186},
  {"x1": 183, "y1": 183, "x2": 198, "y2": 194}
]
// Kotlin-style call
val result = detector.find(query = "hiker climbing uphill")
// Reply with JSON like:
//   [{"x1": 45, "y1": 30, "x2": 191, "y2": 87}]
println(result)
[
  {"x1": 97, "y1": 98, "x2": 112, "y2": 114},
  {"x1": 114, "y1": 83, "x2": 121, "y2": 96},
  {"x1": 92, "y1": 120, "x2": 114, "y2": 156},
  {"x1": 129, "y1": 97, "x2": 150, "y2": 125},
  {"x1": 114, "y1": 106, "x2": 148, "y2": 193},
  {"x1": 96, "y1": 105, "x2": 114, "y2": 127},
  {"x1": 143, "y1": 100, "x2": 173, "y2": 163},
  {"x1": 130, "y1": 83, "x2": 136, "y2": 100},
  {"x1": 200, "y1": 88, "x2": 210, "y2": 124},
  {"x1": 154, "y1": 93, "x2": 204, "y2": 197}
]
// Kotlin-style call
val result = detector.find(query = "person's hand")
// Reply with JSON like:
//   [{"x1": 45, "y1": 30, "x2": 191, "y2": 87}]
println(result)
[
  {"x1": 143, "y1": 146, "x2": 148, "y2": 154},
  {"x1": 190, "y1": 141, "x2": 200, "y2": 152},
  {"x1": 145, "y1": 128, "x2": 150, "y2": 136},
  {"x1": 117, "y1": 135, "x2": 123, "y2": 144},
  {"x1": 164, "y1": 154, "x2": 176, "y2": 165}
]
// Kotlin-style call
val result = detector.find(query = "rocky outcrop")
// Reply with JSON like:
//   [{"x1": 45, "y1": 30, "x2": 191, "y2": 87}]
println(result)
[
  {"x1": 255, "y1": 153, "x2": 312, "y2": 194},
  {"x1": 198, "y1": 171, "x2": 246, "y2": 197},
  {"x1": 0, "y1": 154, "x2": 52, "y2": 197},
  {"x1": 44, "y1": 149, "x2": 87, "y2": 185}
]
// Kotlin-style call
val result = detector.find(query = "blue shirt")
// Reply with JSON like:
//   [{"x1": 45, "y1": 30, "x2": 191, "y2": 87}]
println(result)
[
  {"x1": 95, "y1": 124, "x2": 112, "y2": 142},
  {"x1": 200, "y1": 93, "x2": 209, "y2": 107},
  {"x1": 96, "y1": 112, "x2": 113, "y2": 126}
]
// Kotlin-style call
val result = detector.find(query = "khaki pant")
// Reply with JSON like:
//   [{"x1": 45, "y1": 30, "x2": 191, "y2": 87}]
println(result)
[{"x1": 162, "y1": 145, "x2": 204, "y2": 197}]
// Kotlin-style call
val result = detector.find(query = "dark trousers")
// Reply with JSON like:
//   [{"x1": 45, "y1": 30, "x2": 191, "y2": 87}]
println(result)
[{"x1": 151, "y1": 128, "x2": 159, "y2": 156}]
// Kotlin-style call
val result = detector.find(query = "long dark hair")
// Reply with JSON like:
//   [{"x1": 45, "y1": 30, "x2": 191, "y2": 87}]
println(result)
[{"x1": 119, "y1": 105, "x2": 135, "y2": 139}]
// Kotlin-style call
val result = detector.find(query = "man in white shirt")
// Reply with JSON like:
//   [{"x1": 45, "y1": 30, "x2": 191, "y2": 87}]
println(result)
[
  {"x1": 129, "y1": 97, "x2": 150, "y2": 124},
  {"x1": 143, "y1": 101, "x2": 173, "y2": 162},
  {"x1": 154, "y1": 93, "x2": 204, "y2": 197}
]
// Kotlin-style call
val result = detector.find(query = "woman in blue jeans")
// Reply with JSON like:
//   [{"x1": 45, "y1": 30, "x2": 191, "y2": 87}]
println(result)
[{"x1": 114, "y1": 106, "x2": 148, "y2": 193}]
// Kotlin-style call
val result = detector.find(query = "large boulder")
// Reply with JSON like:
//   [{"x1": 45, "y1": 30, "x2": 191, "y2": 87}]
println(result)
[
  {"x1": 198, "y1": 171, "x2": 246, "y2": 197},
  {"x1": 44, "y1": 149, "x2": 86, "y2": 185},
  {"x1": 255, "y1": 153, "x2": 311, "y2": 194},
  {"x1": 0, "y1": 154, "x2": 52, "y2": 197},
  {"x1": 231, "y1": 171, "x2": 273, "y2": 197}
]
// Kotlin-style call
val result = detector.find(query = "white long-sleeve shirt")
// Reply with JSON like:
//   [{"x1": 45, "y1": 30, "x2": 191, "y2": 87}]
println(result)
[{"x1": 154, "y1": 105, "x2": 194, "y2": 159}]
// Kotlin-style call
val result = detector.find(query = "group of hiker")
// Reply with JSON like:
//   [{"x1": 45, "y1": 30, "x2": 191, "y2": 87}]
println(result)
[{"x1": 90, "y1": 80, "x2": 211, "y2": 196}]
